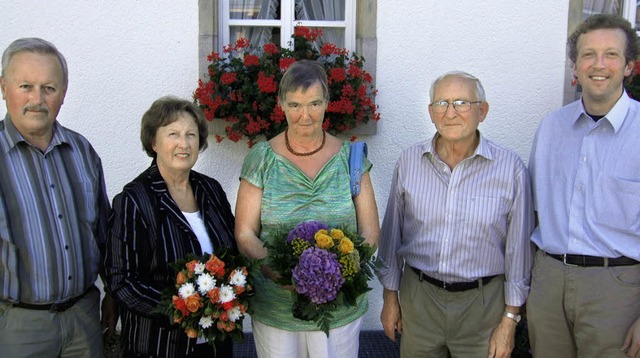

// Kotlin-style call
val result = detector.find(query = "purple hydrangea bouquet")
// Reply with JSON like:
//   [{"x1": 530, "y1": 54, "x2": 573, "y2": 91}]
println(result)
[{"x1": 264, "y1": 221, "x2": 376, "y2": 335}]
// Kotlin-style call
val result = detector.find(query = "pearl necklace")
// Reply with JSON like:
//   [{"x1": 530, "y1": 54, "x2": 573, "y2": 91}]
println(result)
[{"x1": 284, "y1": 129, "x2": 326, "y2": 156}]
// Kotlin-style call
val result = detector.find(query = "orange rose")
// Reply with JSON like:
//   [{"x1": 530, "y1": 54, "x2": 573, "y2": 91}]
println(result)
[
  {"x1": 224, "y1": 322, "x2": 236, "y2": 332},
  {"x1": 234, "y1": 285, "x2": 245, "y2": 295},
  {"x1": 217, "y1": 321, "x2": 226, "y2": 331},
  {"x1": 220, "y1": 311, "x2": 229, "y2": 322},
  {"x1": 207, "y1": 287, "x2": 220, "y2": 303},
  {"x1": 185, "y1": 328, "x2": 198, "y2": 338},
  {"x1": 205, "y1": 256, "x2": 226, "y2": 277},
  {"x1": 185, "y1": 260, "x2": 198, "y2": 273},
  {"x1": 173, "y1": 315, "x2": 183, "y2": 324},
  {"x1": 176, "y1": 271, "x2": 187, "y2": 286},
  {"x1": 184, "y1": 294, "x2": 203, "y2": 313}
]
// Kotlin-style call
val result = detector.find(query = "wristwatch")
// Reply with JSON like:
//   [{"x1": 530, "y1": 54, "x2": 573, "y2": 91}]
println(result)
[{"x1": 503, "y1": 311, "x2": 521, "y2": 323}]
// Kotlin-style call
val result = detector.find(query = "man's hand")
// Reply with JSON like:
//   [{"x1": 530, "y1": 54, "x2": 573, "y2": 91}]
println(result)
[
  {"x1": 100, "y1": 293, "x2": 119, "y2": 339},
  {"x1": 622, "y1": 317, "x2": 640, "y2": 357},
  {"x1": 381, "y1": 288, "x2": 402, "y2": 342},
  {"x1": 488, "y1": 316, "x2": 516, "y2": 358}
]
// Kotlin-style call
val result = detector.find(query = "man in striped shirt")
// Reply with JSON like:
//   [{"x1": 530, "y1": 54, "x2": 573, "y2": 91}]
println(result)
[
  {"x1": 0, "y1": 38, "x2": 117, "y2": 357},
  {"x1": 377, "y1": 71, "x2": 535, "y2": 358}
]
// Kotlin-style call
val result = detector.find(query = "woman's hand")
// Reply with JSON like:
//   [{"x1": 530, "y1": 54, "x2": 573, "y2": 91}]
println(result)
[{"x1": 260, "y1": 264, "x2": 294, "y2": 291}]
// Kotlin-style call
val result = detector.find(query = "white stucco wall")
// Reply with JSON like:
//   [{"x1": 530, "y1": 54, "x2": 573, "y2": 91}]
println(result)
[{"x1": 1, "y1": 1, "x2": 569, "y2": 331}]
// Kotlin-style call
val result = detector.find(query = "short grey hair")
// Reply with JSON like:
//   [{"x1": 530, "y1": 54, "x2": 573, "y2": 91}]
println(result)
[
  {"x1": 1, "y1": 38, "x2": 69, "y2": 88},
  {"x1": 429, "y1": 71, "x2": 486, "y2": 102}
]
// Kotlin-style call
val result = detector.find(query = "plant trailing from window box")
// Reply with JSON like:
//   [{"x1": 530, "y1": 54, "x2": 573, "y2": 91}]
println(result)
[
  {"x1": 194, "y1": 25, "x2": 379, "y2": 146},
  {"x1": 625, "y1": 61, "x2": 640, "y2": 101}
]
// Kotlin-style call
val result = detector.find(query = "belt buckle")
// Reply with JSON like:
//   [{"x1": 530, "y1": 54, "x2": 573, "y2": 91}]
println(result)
[
  {"x1": 562, "y1": 254, "x2": 578, "y2": 267},
  {"x1": 442, "y1": 282, "x2": 447, "y2": 290}
]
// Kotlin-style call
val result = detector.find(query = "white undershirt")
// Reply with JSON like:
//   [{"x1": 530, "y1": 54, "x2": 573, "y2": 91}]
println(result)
[
  {"x1": 182, "y1": 210, "x2": 213, "y2": 254},
  {"x1": 183, "y1": 210, "x2": 212, "y2": 344}
]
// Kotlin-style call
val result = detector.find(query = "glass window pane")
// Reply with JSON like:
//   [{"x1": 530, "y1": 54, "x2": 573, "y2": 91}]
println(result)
[
  {"x1": 318, "y1": 28, "x2": 345, "y2": 48},
  {"x1": 295, "y1": 0, "x2": 345, "y2": 21},
  {"x1": 230, "y1": 26, "x2": 281, "y2": 48},
  {"x1": 230, "y1": 0, "x2": 280, "y2": 20},
  {"x1": 582, "y1": 0, "x2": 623, "y2": 18},
  {"x1": 294, "y1": 27, "x2": 345, "y2": 51}
]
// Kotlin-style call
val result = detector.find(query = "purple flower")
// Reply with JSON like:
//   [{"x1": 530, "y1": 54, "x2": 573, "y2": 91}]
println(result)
[
  {"x1": 287, "y1": 221, "x2": 329, "y2": 243},
  {"x1": 292, "y1": 247, "x2": 344, "y2": 304}
]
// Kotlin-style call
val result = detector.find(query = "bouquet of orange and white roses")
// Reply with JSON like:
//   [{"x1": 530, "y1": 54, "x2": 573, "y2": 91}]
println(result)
[
  {"x1": 156, "y1": 248, "x2": 254, "y2": 344},
  {"x1": 265, "y1": 221, "x2": 376, "y2": 335}
]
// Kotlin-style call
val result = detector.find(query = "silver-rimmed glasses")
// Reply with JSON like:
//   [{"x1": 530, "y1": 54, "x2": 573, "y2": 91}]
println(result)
[{"x1": 430, "y1": 100, "x2": 482, "y2": 114}]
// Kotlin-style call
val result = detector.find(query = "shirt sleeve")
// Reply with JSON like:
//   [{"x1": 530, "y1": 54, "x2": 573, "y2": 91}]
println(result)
[
  {"x1": 375, "y1": 159, "x2": 405, "y2": 291},
  {"x1": 503, "y1": 163, "x2": 535, "y2": 306},
  {"x1": 105, "y1": 190, "x2": 164, "y2": 317},
  {"x1": 239, "y1": 142, "x2": 270, "y2": 189}
]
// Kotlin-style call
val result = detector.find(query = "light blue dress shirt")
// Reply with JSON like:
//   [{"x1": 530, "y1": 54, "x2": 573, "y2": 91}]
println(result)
[{"x1": 529, "y1": 92, "x2": 640, "y2": 260}]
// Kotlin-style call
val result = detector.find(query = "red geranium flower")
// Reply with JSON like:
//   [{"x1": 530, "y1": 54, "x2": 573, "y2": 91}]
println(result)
[{"x1": 194, "y1": 25, "x2": 379, "y2": 145}]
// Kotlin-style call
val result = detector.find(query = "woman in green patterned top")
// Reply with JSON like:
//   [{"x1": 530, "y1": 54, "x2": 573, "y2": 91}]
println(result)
[{"x1": 235, "y1": 60, "x2": 380, "y2": 358}]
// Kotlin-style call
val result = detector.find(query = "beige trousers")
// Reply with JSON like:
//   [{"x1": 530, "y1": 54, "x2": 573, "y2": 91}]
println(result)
[
  {"x1": 399, "y1": 268, "x2": 505, "y2": 358},
  {"x1": 527, "y1": 250, "x2": 640, "y2": 358}
]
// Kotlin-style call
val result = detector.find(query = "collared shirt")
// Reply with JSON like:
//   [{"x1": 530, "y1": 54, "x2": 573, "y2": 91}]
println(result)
[
  {"x1": 377, "y1": 132, "x2": 535, "y2": 306},
  {"x1": 0, "y1": 115, "x2": 109, "y2": 304},
  {"x1": 529, "y1": 93, "x2": 640, "y2": 260}
]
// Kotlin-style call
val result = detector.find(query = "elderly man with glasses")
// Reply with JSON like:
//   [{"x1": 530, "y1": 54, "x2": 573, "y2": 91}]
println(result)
[{"x1": 376, "y1": 71, "x2": 535, "y2": 358}]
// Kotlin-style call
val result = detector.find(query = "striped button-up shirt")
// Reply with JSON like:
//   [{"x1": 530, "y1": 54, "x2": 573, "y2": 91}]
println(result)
[
  {"x1": 0, "y1": 115, "x2": 109, "y2": 304},
  {"x1": 377, "y1": 132, "x2": 535, "y2": 306}
]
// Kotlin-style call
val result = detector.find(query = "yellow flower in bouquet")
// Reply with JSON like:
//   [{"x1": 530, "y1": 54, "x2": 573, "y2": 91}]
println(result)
[
  {"x1": 264, "y1": 220, "x2": 377, "y2": 335},
  {"x1": 337, "y1": 237, "x2": 355, "y2": 255},
  {"x1": 315, "y1": 231, "x2": 335, "y2": 249}
]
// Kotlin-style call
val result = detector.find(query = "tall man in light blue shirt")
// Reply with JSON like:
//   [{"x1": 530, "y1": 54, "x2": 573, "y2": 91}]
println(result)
[
  {"x1": 528, "y1": 14, "x2": 640, "y2": 358},
  {"x1": 377, "y1": 71, "x2": 534, "y2": 358}
]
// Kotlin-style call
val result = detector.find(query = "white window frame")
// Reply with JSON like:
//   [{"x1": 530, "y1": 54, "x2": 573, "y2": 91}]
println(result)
[{"x1": 219, "y1": 0, "x2": 357, "y2": 51}]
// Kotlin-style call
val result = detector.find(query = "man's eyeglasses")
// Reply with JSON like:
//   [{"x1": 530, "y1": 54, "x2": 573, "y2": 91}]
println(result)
[{"x1": 430, "y1": 100, "x2": 482, "y2": 114}]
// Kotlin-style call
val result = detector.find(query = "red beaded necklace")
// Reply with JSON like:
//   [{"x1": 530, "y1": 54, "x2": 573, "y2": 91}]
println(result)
[{"x1": 284, "y1": 129, "x2": 326, "y2": 156}]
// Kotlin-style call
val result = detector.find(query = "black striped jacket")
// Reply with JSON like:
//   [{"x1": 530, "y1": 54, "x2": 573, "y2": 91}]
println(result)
[{"x1": 104, "y1": 164, "x2": 236, "y2": 357}]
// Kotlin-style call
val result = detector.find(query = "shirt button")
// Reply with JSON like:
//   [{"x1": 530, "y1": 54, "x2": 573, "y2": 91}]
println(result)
[
  {"x1": 50, "y1": 184, "x2": 55, "y2": 189},
  {"x1": 58, "y1": 214, "x2": 63, "y2": 219},
  {"x1": 65, "y1": 245, "x2": 69, "y2": 250},
  {"x1": 68, "y1": 276, "x2": 72, "y2": 280}
]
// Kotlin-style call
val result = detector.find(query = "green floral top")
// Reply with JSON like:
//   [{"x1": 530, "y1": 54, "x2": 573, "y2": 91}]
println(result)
[{"x1": 240, "y1": 140, "x2": 372, "y2": 331}]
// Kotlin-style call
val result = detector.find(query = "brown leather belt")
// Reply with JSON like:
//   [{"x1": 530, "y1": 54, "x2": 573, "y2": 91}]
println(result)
[
  {"x1": 13, "y1": 286, "x2": 97, "y2": 312},
  {"x1": 410, "y1": 266, "x2": 497, "y2": 292}
]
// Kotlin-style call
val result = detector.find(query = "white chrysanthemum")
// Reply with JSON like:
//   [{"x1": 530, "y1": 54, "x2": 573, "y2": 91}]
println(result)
[
  {"x1": 196, "y1": 273, "x2": 216, "y2": 295},
  {"x1": 199, "y1": 316, "x2": 213, "y2": 329},
  {"x1": 229, "y1": 269, "x2": 247, "y2": 287},
  {"x1": 194, "y1": 262, "x2": 206, "y2": 275},
  {"x1": 227, "y1": 306, "x2": 242, "y2": 322},
  {"x1": 218, "y1": 285, "x2": 236, "y2": 303},
  {"x1": 178, "y1": 282, "x2": 196, "y2": 299}
]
